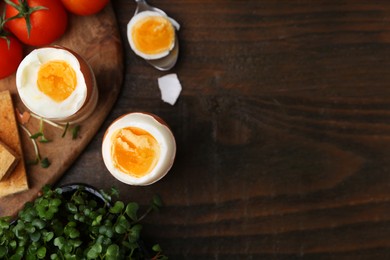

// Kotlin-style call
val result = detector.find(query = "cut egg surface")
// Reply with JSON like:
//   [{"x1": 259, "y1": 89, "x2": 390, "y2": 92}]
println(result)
[
  {"x1": 127, "y1": 11, "x2": 176, "y2": 60},
  {"x1": 16, "y1": 47, "x2": 88, "y2": 119},
  {"x1": 102, "y1": 113, "x2": 176, "y2": 186},
  {"x1": 112, "y1": 127, "x2": 161, "y2": 178}
]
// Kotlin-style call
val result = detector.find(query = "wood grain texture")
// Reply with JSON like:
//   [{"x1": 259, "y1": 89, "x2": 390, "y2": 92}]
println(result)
[
  {"x1": 0, "y1": 3, "x2": 123, "y2": 217},
  {"x1": 55, "y1": 0, "x2": 390, "y2": 258}
]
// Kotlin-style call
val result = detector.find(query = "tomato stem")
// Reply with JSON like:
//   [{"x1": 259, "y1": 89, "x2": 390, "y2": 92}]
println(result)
[
  {"x1": 0, "y1": 9, "x2": 11, "y2": 48},
  {"x1": 3, "y1": 0, "x2": 47, "y2": 38}
]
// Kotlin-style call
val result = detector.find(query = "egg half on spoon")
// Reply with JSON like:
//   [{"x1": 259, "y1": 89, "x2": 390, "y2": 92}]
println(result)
[
  {"x1": 16, "y1": 46, "x2": 98, "y2": 124},
  {"x1": 102, "y1": 112, "x2": 176, "y2": 186},
  {"x1": 127, "y1": 11, "x2": 179, "y2": 60}
]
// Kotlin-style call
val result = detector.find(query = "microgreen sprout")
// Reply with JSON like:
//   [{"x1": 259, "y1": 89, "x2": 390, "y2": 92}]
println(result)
[
  {"x1": 18, "y1": 111, "x2": 81, "y2": 168},
  {"x1": 19, "y1": 123, "x2": 51, "y2": 168},
  {"x1": 40, "y1": 157, "x2": 51, "y2": 168},
  {"x1": 30, "y1": 117, "x2": 51, "y2": 143},
  {"x1": 29, "y1": 112, "x2": 80, "y2": 139},
  {"x1": 61, "y1": 122, "x2": 69, "y2": 138},
  {"x1": 152, "y1": 244, "x2": 168, "y2": 260},
  {"x1": 0, "y1": 185, "x2": 167, "y2": 259},
  {"x1": 136, "y1": 195, "x2": 163, "y2": 224},
  {"x1": 71, "y1": 124, "x2": 80, "y2": 139}
]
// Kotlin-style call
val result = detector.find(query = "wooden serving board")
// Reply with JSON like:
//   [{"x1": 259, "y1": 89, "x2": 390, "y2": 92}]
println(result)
[{"x1": 0, "y1": 3, "x2": 123, "y2": 217}]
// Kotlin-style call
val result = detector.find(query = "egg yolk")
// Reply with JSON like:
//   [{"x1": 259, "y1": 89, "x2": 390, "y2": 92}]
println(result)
[
  {"x1": 37, "y1": 60, "x2": 77, "y2": 102},
  {"x1": 111, "y1": 127, "x2": 160, "y2": 178},
  {"x1": 132, "y1": 15, "x2": 175, "y2": 55}
]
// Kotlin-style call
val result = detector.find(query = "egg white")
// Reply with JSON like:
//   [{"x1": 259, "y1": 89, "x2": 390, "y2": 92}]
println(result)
[
  {"x1": 127, "y1": 11, "x2": 177, "y2": 60},
  {"x1": 16, "y1": 47, "x2": 88, "y2": 120},
  {"x1": 102, "y1": 113, "x2": 176, "y2": 186}
]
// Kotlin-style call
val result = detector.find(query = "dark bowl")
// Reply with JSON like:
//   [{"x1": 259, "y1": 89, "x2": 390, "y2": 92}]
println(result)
[{"x1": 58, "y1": 183, "x2": 111, "y2": 207}]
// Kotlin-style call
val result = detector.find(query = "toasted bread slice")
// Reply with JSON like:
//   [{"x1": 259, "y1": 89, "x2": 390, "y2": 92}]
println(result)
[
  {"x1": 0, "y1": 141, "x2": 19, "y2": 181},
  {"x1": 0, "y1": 91, "x2": 28, "y2": 197}
]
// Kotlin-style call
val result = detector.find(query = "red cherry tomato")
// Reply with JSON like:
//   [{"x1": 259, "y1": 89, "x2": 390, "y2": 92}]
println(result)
[
  {"x1": 0, "y1": 35, "x2": 23, "y2": 79},
  {"x1": 5, "y1": 0, "x2": 68, "y2": 46},
  {"x1": 61, "y1": 0, "x2": 110, "y2": 16}
]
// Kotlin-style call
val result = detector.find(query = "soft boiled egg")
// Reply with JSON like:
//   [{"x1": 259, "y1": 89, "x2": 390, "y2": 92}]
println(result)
[
  {"x1": 16, "y1": 46, "x2": 98, "y2": 123},
  {"x1": 127, "y1": 11, "x2": 178, "y2": 60},
  {"x1": 102, "y1": 112, "x2": 176, "y2": 186}
]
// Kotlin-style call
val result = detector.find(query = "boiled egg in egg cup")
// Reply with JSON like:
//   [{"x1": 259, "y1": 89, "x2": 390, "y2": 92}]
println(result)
[
  {"x1": 127, "y1": 11, "x2": 180, "y2": 70},
  {"x1": 102, "y1": 112, "x2": 176, "y2": 186},
  {"x1": 16, "y1": 46, "x2": 98, "y2": 125}
]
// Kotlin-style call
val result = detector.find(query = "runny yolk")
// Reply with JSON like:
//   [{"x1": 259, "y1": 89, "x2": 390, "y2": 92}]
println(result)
[
  {"x1": 132, "y1": 15, "x2": 175, "y2": 55},
  {"x1": 37, "y1": 60, "x2": 77, "y2": 102},
  {"x1": 111, "y1": 127, "x2": 160, "y2": 178}
]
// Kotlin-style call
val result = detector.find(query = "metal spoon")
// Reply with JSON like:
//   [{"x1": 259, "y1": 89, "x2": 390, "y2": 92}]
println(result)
[{"x1": 132, "y1": 0, "x2": 179, "y2": 71}]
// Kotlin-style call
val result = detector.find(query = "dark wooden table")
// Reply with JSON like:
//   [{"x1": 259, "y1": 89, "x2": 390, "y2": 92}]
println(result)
[{"x1": 58, "y1": 0, "x2": 390, "y2": 258}]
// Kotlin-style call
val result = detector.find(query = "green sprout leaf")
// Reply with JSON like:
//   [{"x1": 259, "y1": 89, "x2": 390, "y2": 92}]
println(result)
[
  {"x1": 36, "y1": 247, "x2": 46, "y2": 259},
  {"x1": 53, "y1": 237, "x2": 66, "y2": 250},
  {"x1": 109, "y1": 201, "x2": 124, "y2": 214},
  {"x1": 105, "y1": 244, "x2": 119, "y2": 259},
  {"x1": 32, "y1": 219, "x2": 46, "y2": 229},
  {"x1": 61, "y1": 122, "x2": 69, "y2": 138},
  {"x1": 92, "y1": 215, "x2": 103, "y2": 226},
  {"x1": 114, "y1": 215, "x2": 130, "y2": 235},
  {"x1": 110, "y1": 187, "x2": 119, "y2": 198},
  {"x1": 29, "y1": 231, "x2": 41, "y2": 242},
  {"x1": 30, "y1": 132, "x2": 43, "y2": 139},
  {"x1": 39, "y1": 136, "x2": 50, "y2": 143},
  {"x1": 38, "y1": 120, "x2": 50, "y2": 143},
  {"x1": 64, "y1": 223, "x2": 80, "y2": 239},
  {"x1": 69, "y1": 229, "x2": 80, "y2": 239},
  {"x1": 152, "y1": 244, "x2": 162, "y2": 252},
  {"x1": 30, "y1": 118, "x2": 51, "y2": 143},
  {"x1": 0, "y1": 246, "x2": 7, "y2": 258},
  {"x1": 42, "y1": 231, "x2": 54, "y2": 243},
  {"x1": 152, "y1": 194, "x2": 163, "y2": 211},
  {"x1": 66, "y1": 203, "x2": 77, "y2": 213},
  {"x1": 125, "y1": 202, "x2": 139, "y2": 221},
  {"x1": 128, "y1": 224, "x2": 142, "y2": 243},
  {"x1": 72, "y1": 125, "x2": 80, "y2": 139},
  {"x1": 114, "y1": 225, "x2": 126, "y2": 235},
  {"x1": 99, "y1": 225, "x2": 113, "y2": 238},
  {"x1": 87, "y1": 243, "x2": 102, "y2": 259},
  {"x1": 40, "y1": 157, "x2": 51, "y2": 168},
  {"x1": 69, "y1": 239, "x2": 82, "y2": 249},
  {"x1": 50, "y1": 198, "x2": 61, "y2": 208}
]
